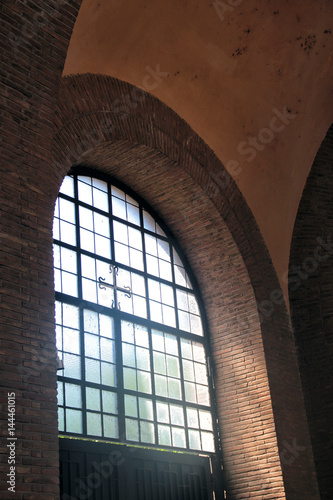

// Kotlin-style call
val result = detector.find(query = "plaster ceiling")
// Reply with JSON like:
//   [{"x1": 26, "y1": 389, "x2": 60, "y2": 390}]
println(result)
[{"x1": 63, "y1": 0, "x2": 333, "y2": 301}]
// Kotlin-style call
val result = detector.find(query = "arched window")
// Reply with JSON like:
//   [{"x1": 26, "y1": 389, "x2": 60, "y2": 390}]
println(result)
[{"x1": 54, "y1": 168, "x2": 223, "y2": 498}]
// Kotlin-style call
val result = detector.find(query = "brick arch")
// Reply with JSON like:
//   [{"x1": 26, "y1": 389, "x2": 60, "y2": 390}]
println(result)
[
  {"x1": 51, "y1": 73, "x2": 320, "y2": 499},
  {"x1": 289, "y1": 124, "x2": 333, "y2": 499}
]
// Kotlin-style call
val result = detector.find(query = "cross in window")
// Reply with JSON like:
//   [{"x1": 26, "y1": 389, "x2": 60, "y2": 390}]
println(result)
[{"x1": 98, "y1": 264, "x2": 131, "y2": 309}]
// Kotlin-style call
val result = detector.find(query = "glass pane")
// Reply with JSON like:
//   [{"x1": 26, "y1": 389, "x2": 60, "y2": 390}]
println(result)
[
  {"x1": 84, "y1": 309, "x2": 98, "y2": 334},
  {"x1": 60, "y1": 176, "x2": 74, "y2": 197},
  {"x1": 78, "y1": 177, "x2": 92, "y2": 204},
  {"x1": 139, "y1": 398, "x2": 154, "y2": 421},
  {"x1": 58, "y1": 407, "x2": 64, "y2": 432},
  {"x1": 82, "y1": 278, "x2": 97, "y2": 303},
  {"x1": 57, "y1": 381, "x2": 64, "y2": 406},
  {"x1": 59, "y1": 198, "x2": 75, "y2": 224},
  {"x1": 194, "y1": 363, "x2": 208, "y2": 385},
  {"x1": 184, "y1": 382, "x2": 196, "y2": 403},
  {"x1": 199, "y1": 410, "x2": 213, "y2": 431},
  {"x1": 86, "y1": 387, "x2": 101, "y2": 411},
  {"x1": 79, "y1": 206, "x2": 94, "y2": 231},
  {"x1": 99, "y1": 315, "x2": 114, "y2": 338},
  {"x1": 121, "y1": 321, "x2": 135, "y2": 344},
  {"x1": 63, "y1": 353, "x2": 81, "y2": 379},
  {"x1": 101, "y1": 363, "x2": 116, "y2": 387},
  {"x1": 122, "y1": 343, "x2": 136, "y2": 367},
  {"x1": 111, "y1": 185, "x2": 125, "y2": 201},
  {"x1": 87, "y1": 412, "x2": 102, "y2": 436},
  {"x1": 148, "y1": 279, "x2": 161, "y2": 301},
  {"x1": 155, "y1": 375, "x2": 167, "y2": 397},
  {"x1": 128, "y1": 227, "x2": 142, "y2": 250},
  {"x1": 85, "y1": 358, "x2": 100, "y2": 384},
  {"x1": 102, "y1": 391, "x2": 118, "y2": 414},
  {"x1": 143, "y1": 210, "x2": 155, "y2": 232},
  {"x1": 168, "y1": 378, "x2": 181, "y2": 400},
  {"x1": 136, "y1": 347, "x2": 150, "y2": 371},
  {"x1": 63, "y1": 328, "x2": 80, "y2": 355},
  {"x1": 187, "y1": 408, "x2": 199, "y2": 428},
  {"x1": 189, "y1": 430, "x2": 201, "y2": 450},
  {"x1": 125, "y1": 395, "x2": 138, "y2": 418},
  {"x1": 153, "y1": 352, "x2": 166, "y2": 375},
  {"x1": 152, "y1": 330, "x2": 164, "y2": 352},
  {"x1": 196, "y1": 385, "x2": 210, "y2": 406},
  {"x1": 160, "y1": 284, "x2": 174, "y2": 306},
  {"x1": 112, "y1": 197, "x2": 126, "y2": 220},
  {"x1": 183, "y1": 360, "x2": 195, "y2": 381},
  {"x1": 80, "y1": 228, "x2": 94, "y2": 253},
  {"x1": 95, "y1": 235, "x2": 111, "y2": 259},
  {"x1": 94, "y1": 208, "x2": 109, "y2": 234},
  {"x1": 85, "y1": 333, "x2": 100, "y2": 359},
  {"x1": 127, "y1": 203, "x2": 140, "y2": 226},
  {"x1": 157, "y1": 402, "x2": 169, "y2": 423},
  {"x1": 123, "y1": 367, "x2": 137, "y2": 391},
  {"x1": 140, "y1": 421, "x2": 155, "y2": 444},
  {"x1": 134, "y1": 324, "x2": 149, "y2": 348},
  {"x1": 60, "y1": 221, "x2": 76, "y2": 245},
  {"x1": 172, "y1": 427, "x2": 186, "y2": 448},
  {"x1": 62, "y1": 271, "x2": 78, "y2": 297},
  {"x1": 61, "y1": 247, "x2": 77, "y2": 273},
  {"x1": 165, "y1": 334, "x2": 178, "y2": 355},
  {"x1": 158, "y1": 425, "x2": 171, "y2": 446},
  {"x1": 201, "y1": 431, "x2": 215, "y2": 452},
  {"x1": 104, "y1": 415, "x2": 118, "y2": 439},
  {"x1": 100, "y1": 338, "x2": 115, "y2": 363},
  {"x1": 166, "y1": 356, "x2": 179, "y2": 378},
  {"x1": 93, "y1": 187, "x2": 108, "y2": 212},
  {"x1": 170, "y1": 405, "x2": 184, "y2": 426},
  {"x1": 126, "y1": 418, "x2": 139, "y2": 442},
  {"x1": 137, "y1": 370, "x2": 151, "y2": 394},
  {"x1": 66, "y1": 409, "x2": 82, "y2": 434},
  {"x1": 81, "y1": 255, "x2": 96, "y2": 280}
]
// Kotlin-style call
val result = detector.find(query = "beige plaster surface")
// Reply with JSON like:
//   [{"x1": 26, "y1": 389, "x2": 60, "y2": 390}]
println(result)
[{"x1": 63, "y1": 0, "x2": 333, "y2": 303}]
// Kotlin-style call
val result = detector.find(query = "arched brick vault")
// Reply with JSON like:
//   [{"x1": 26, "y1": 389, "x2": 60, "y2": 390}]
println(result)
[
  {"x1": 289, "y1": 124, "x2": 333, "y2": 500},
  {"x1": 52, "y1": 74, "x2": 320, "y2": 498}
]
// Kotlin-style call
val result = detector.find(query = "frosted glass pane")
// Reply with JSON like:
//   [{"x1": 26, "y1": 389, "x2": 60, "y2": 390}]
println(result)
[
  {"x1": 152, "y1": 330, "x2": 164, "y2": 352},
  {"x1": 178, "y1": 310, "x2": 190, "y2": 332},
  {"x1": 139, "y1": 398, "x2": 153, "y2": 421},
  {"x1": 160, "y1": 284, "x2": 174, "y2": 306},
  {"x1": 63, "y1": 328, "x2": 80, "y2": 355},
  {"x1": 104, "y1": 415, "x2": 118, "y2": 439},
  {"x1": 153, "y1": 352, "x2": 166, "y2": 375},
  {"x1": 146, "y1": 255, "x2": 159, "y2": 276},
  {"x1": 111, "y1": 186, "x2": 125, "y2": 200},
  {"x1": 190, "y1": 315, "x2": 203, "y2": 335},
  {"x1": 56, "y1": 325, "x2": 63, "y2": 351},
  {"x1": 59, "y1": 199, "x2": 75, "y2": 224},
  {"x1": 65, "y1": 383, "x2": 82, "y2": 408},
  {"x1": 148, "y1": 279, "x2": 161, "y2": 301},
  {"x1": 157, "y1": 239, "x2": 170, "y2": 261},
  {"x1": 112, "y1": 197, "x2": 126, "y2": 220},
  {"x1": 127, "y1": 203, "x2": 140, "y2": 226},
  {"x1": 81, "y1": 255, "x2": 96, "y2": 280},
  {"x1": 78, "y1": 179, "x2": 92, "y2": 205},
  {"x1": 54, "y1": 269, "x2": 61, "y2": 293},
  {"x1": 102, "y1": 391, "x2": 118, "y2": 414},
  {"x1": 121, "y1": 321, "x2": 135, "y2": 344},
  {"x1": 115, "y1": 242, "x2": 129, "y2": 266},
  {"x1": 66, "y1": 409, "x2": 82, "y2": 434},
  {"x1": 95, "y1": 235, "x2": 111, "y2": 259},
  {"x1": 100, "y1": 338, "x2": 115, "y2": 363},
  {"x1": 199, "y1": 410, "x2": 213, "y2": 431},
  {"x1": 189, "y1": 430, "x2": 200, "y2": 450},
  {"x1": 82, "y1": 278, "x2": 97, "y2": 303},
  {"x1": 84, "y1": 309, "x2": 98, "y2": 334},
  {"x1": 176, "y1": 290, "x2": 188, "y2": 311},
  {"x1": 63, "y1": 353, "x2": 81, "y2": 379},
  {"x1": 159, "y1": 260, "x2": 172, "y2": 281},
  {"x1": 174, "y1": 265, "x2": 187, "y2": 287},
  {"x1": 57, "y1": 381, "x2": 64, "y2": 406},
  {"x1": 192, "y1": 343, "x2": 205, "y2": 363},
  {"x1": 137, "y1": 370, "x2": 151, "y2": 394},
  {"x1": 131, "y1": 273, "x2": 146, "y2": 297},
  {"x1": 188, "y1": 295, "x2": 199, "y2": 315},
  {"x1": 60, "y1": 221, "x2": 76, "y2": 245},
  {"x1": 143, "y1": 211, "x2": 155, "y2": 232},
  {"x1": 60, "y1": 176, "x2": 74, "y2": 197},
  {"x1": 62, "y1": 271, "x2": 78, "y2": 297},
  {"x1": 187, "y1": 408, "x2": 199, "y2": 428},
  {"x1": 163, "y1": 305, "x2": 176, "y2": 327},
  {"x1": 126, "y1": 418, "x2": 139, "y2": 442},
  {"x1": 58, "y1": 407, "x2": 64, "y2": 432},
  {"x1": 87, "y1": 412, "x2": 102, "y2": 436},
  {"x1": 62, "y1": 304, "x2": 79, "y2": 329},
  {"x1": 54, "y1": 220, "x2": 60, "y2": 242},
  {"x1": 123, "y1": 367, "x2": 137, "y2": 391},
  {"x1": 134, "y1": 324, "x2": 149, "y2": 348},
  {"x1": 194, "y1": 363, "x2": 208, "y2": 385},
  {"x1": 166, "y1": 356, "x2": 179, "y2": 378},
  {"x1": 180, "y1": 339, "x2": 192, "y2": 360},
  {"x1": 149, "y1": 301, "x2": 162, "y2": 323},
  {"x1": 125, "y1": 395, "x2": 138, "y2": 418},
  {"x1": 145, "y1": 234, "x2": 157, "y2": 256},
  {"x1": 172, "y1": 427, "x2": 186, "y2": 448},
  {"x1": 201, "y1": 431, "x2": 215, "y2": 452},
  {"x1": 140, "y1": 421, "x2": 155, "y2": 444},
  {"x1": 183, "y1": 360, "x2": 195, "y2": 382},
  {"x1": 184, "y1": 382, "x2": 196, "y2": 403},
  {"x1": 128, "y1": 227, "x2": 142, "y2": 250},
  {"x1": 196, "y1": 385, "x2": 210, "y2": 406},
  {"x1": 158, "y1": 425, "x2": 171, "y2": 446},
  {"x1": 136, "y1": 347, "x2": 150, "y2": 371},
  {"x1": 85, "y1": 333, "x2": 100, "y2": 359},
  {"x1": 156, "y1": 402, "x2": 169, "y2": 423},
  {"x1": 86, "y1": 387, "x2": 101, "y2": 411},
  {"x1": 168, "y1": 378, "x2": 181, "y2": 400},
  {"x1": 99, "y1": 314, "x2": 114, "y2": 339},
  {"x1": 53, "y1": 245, "x2": 61, "y2": 269},
  {"x1": 61, "y1": 247, "x2": 77, "y2": 274},
  {"x1": 80, "y1": 228, "x2": 94, "y2": 253},
  {"x1": 165, "y1": 334, "x2": 178, "y2": 355},
  {"x1": 113, "y1": 221, "x2": 128, "y2": 244},
  {"x1": 85, "y1": 358, "x2": 100, "y2": 384},
  {"x1": 133, "y1": 295, "x2": 147, "y2": 318},
  {"x1": 93, "y1": 188, "x2": 108, "y2": 212},
  {"x1": 155, "y1": 375, "x2": 167, "y2": 397},
  {"x1": 101, "y1": 363, "x2": 116, "y2": 387},
  {"x1": 170, "y1": 405, "x2": 184, "y2": 426},
  {"x1": 122, "y1": 343, "x2": 135, "y2": 367},
  {"x1": 92, "y1": 178, "x2": 108, "y2": 193},
  {"x1": 79, "y1": 207, "x2": 94, "y2": 231},
  {"x1": 129, "y1": 248, "x2": 143, "y2": 270}
]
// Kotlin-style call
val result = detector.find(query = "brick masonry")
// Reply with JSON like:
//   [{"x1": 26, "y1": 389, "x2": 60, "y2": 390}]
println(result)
[
  {"x1": 0, "y1": 3, "x2": 323, "y2": 498},
  {"x1": 289, "y1": 124, "x2": 333, "y2": 500}
]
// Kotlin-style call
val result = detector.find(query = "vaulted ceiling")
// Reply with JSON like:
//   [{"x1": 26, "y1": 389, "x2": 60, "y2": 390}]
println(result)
[{"x1": 63, "y1": 0, "x2": 333, "y2": 301}]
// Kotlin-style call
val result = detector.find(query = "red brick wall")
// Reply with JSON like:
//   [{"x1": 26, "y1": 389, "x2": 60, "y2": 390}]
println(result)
[
  {"x1": 0, "y1": 1, "x2": 81, "y2": 498},
  {"x1": 289, "y1": 124, "x2": 333, "y2": 499}
]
